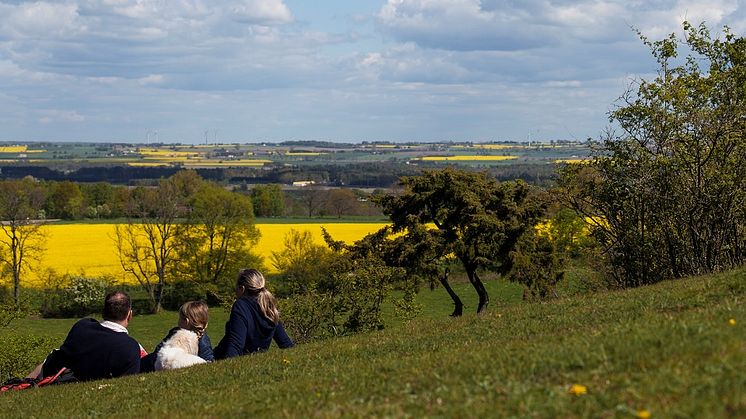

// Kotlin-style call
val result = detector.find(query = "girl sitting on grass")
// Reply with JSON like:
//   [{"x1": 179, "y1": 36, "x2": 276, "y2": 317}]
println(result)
[
  {"x1": 214, "y1": 268, "x2": 294, "y2": 359},
  {"x1": 140, "y1": 300, "x2": 214, "y2": 372}
]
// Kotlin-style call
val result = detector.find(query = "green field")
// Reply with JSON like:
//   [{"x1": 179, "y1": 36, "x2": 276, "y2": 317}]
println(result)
[{"x1": 1, "y1": 269, "x2": 744, "y2": 417}]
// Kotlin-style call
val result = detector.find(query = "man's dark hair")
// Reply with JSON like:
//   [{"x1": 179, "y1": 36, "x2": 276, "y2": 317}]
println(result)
[{"x1": 102, "y1": 291, "x2": 132, "y2": 322}]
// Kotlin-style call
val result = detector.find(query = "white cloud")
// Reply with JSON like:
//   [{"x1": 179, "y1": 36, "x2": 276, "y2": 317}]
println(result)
[
  {"x1": 377, "y1": 0, "x2": 745, "y2": 50},
  {"x1": 0, "y1": 0, "x2": 299, "y2": 81},
  {"x1": 39, "y1": 110, "x2": 86, "y2": 124},
  {"x1": 1, "y1": 1, "x2": 745, "y2": 142},
  {"x1": 378, "y1": 0, "x2": 554, "y2": 51},
  {"x1": 232, "y1": 0, "x2": 293, "y2": 24},
  {"x1": 0, "y1": 2, "x2": 82, "y2": 39}
]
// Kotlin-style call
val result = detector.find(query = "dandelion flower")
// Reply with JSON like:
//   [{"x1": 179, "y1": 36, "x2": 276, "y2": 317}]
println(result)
[
  {"x1": 636, "y1": 409, "x2": 651, "y2": 418},
  {"x1": 568, "y1": 384, "x2": 587, "y2": 396},
  {"x1": 728, "y1": 319, "x2": 736, "y2": 326}
]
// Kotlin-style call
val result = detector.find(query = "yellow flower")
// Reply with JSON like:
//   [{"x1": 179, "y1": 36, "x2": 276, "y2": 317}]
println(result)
[
  {"x1": 568, "y1": 384, "x2": 587, "y2": 396},
  {"x1": 728, "y1": 318, "x2": 736, "y2": 326},
  {"x1": 283, "y1": 358, "x2": 291, "y2": 365},
  {"x1": 636, "y1": 409, "x2": 651, "y2": 418}
]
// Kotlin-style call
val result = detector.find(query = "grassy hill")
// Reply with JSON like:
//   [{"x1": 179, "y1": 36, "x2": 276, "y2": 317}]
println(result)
[{"x1": 2, "y1": 269, "x2": 744, "y2": 417}]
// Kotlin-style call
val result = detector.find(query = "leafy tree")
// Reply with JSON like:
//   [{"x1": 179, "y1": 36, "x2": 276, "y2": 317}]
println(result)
[
  {"x1": 108, "y1": 186, "x2": 131, "y2": 218},
  {"x1": 45, "y1": 181, "x2": 84, "y2": 219},
  {"x1": 377, "y1": 168, "x2": 547, "y2": 314},
  {"x1": 544, "y1": 207, "x2": 597, "y2": 259},
  {"x1": 175, "y1": 181, "x2": 262, "y2": 301},
  {"x1": 561, "y1": 22, "x2": 746, "y2": 286},
  {"x1": 80, "y1": 182, "x2": 115, "y2": 208},
  {"x1": 250, "y1": 184, "x2": 285, "y2": 217},
  {"x1": 0, "y1": 180, "x2": 46, "y2": 303}
]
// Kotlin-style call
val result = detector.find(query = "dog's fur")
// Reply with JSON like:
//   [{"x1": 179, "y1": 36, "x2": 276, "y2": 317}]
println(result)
[{"x1": 155, "y1": 329, "x2": 207, "y2": 371}]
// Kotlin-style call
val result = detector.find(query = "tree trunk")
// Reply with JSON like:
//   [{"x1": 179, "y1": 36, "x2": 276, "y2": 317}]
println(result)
[
  {"x1": 13, "y1": 270, "x2": 20, "y2": 304},
  {"x1": 467, "y1": 269, "x2": 490, "y2": 313},
  {"x1": 438, "y1": 268, "x2": 463, "y2": 317},
  {"x1": 154, "y1": 281, "x2": 164, "y2": 313}
]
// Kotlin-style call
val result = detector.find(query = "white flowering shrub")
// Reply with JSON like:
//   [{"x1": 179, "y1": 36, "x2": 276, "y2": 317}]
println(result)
[{"x1": 60, "y1": 276, "x2": 109, "y2": 317}]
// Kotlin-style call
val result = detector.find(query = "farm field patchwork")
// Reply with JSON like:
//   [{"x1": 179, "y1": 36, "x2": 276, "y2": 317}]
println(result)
[{"x1": 31, "y1": 222, "x2": 388, "y2": 286}]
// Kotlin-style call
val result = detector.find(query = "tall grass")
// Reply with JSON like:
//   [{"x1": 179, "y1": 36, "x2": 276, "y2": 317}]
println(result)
[{"x1": 1, "y1": 268, "x2": 744, "y2": 417}]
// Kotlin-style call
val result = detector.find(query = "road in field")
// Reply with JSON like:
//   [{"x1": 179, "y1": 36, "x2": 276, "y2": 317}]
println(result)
[{"x1": 32, "y1": 222, "x2": 388, "y2": 286}]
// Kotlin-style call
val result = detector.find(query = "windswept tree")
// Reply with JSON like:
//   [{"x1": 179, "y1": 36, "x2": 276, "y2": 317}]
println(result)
[
  {"x1": 561, "y1": 22, "x2": 746, "y2": 286},
  {"x1": 0, "y1": 179, "x2": 47, "y2": 303},
  {"x1": 377, "y1": 168, "x2": 546, "y2": 315},
  {"x1": 114, "y1": 175, "x2": 185, "y2": 313}
]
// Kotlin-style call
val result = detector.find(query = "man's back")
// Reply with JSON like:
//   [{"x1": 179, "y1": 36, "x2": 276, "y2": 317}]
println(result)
[{"x1": 43, "y1": 318, "x2": 140, "y2": 381}]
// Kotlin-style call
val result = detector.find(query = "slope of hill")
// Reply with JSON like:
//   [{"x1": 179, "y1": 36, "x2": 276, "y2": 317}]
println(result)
[{"x1": 3, "y1": 268, "x2": 744, "y2": 417}]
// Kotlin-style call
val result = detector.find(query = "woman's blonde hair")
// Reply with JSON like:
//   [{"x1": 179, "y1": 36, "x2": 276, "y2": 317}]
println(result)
[
  {"x1": 179, "y1": 300, "x2": 209, "y2": 337},
  {"x1": 237, "y1": 268, "x2": 280, "y2": 324}
]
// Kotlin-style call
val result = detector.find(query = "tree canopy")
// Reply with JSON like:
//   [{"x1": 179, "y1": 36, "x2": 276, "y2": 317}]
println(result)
[
  {"x1": 561, "y1": 22, "x2": 746, "y2": 286},
  {"x1": 377, "y1": 168, "x2": 547, "y2": 315}
]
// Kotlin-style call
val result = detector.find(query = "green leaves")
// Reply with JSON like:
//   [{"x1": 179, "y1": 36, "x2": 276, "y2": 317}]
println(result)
[
  {"x1": 564, "y1": 22, "x2": 746, "y2": 287},
  {"x1": 379, "y1": 168, "x2": 549, "y2": 312}
]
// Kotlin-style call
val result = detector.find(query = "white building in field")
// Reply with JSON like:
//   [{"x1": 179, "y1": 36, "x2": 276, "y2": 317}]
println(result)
[{"x1": 292, "y1": 180, "x2": 315, "y2": 187}]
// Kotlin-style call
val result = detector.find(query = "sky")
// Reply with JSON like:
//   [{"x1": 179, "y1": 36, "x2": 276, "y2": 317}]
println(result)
[{"x1": 0, "y1": 0, "x2": 744, "y2": 143}]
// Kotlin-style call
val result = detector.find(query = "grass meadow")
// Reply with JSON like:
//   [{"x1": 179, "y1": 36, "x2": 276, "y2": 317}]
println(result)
[{"x1": 0, "y1": 267, "x2": 743, "y2": 417}]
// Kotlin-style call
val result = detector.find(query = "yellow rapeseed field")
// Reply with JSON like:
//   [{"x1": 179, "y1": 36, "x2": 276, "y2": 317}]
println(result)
[
  {"x1": 0, "y1": 145, "x2": 27, "y2": 153},
  {"x1": 418, "y1": 155, "x2": 519, "y2": 161},
  {"x1": 28, "y1": 223, "x2": 387, "y2": 286},
  {"x1": 127, "y1": 160, "x2": 271, "y2": 167}
]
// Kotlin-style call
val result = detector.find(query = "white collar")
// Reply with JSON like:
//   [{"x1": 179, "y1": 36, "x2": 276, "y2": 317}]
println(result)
[{"x1": 100, "y1": 320, "x2": 129, "y2": 334}]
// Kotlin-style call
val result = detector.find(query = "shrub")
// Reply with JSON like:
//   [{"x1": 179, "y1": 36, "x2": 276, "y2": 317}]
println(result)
[
  {"x1": 509, "y1": 230, "x2": 564, "y2": 300},
  {"x1": 0, "y1": 332, "x2": 56, "y2": 382},
  {"x1": 392, "y1": 287, "x2": 423, "y2": 322},
  {"x1": 332, "y1": 258, "x2": 401, "y2": 334},
  {"x1": 161, "y1": 280, "x2": 207, "y2": 311},
  {"x1": 270, "y1": 229, "x2": 335, "y2": 297},
  {"x1": 41, "y1": 275, "x2": 109, "y2": 318},
  {"x1": 0, "y1": 299, "x2": 33, "y2": 328},
  {"x1": 280, "y1": 291, "x2": 337, "y2": 344}
]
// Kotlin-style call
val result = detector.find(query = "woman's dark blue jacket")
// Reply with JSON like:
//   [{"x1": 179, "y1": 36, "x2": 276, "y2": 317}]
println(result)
[{"x1": 214, "y1": 295, "x2": 294, "y2": 359}]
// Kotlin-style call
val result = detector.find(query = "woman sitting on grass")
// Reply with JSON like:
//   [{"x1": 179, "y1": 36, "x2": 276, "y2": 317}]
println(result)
[
  {"x1": 140, "y1": 300, "x2": 214, "y2": 372},
  {"x1": 214, "y1": 268, "x2": 294, "y2": 359}
]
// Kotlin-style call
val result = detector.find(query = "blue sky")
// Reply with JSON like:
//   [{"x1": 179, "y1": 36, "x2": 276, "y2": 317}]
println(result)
[{"x1": 0, "y1": 0, "x2": 744, "y2": 143}]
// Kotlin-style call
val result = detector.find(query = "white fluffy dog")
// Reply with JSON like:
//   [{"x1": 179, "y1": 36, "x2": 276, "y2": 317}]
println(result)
[{"x1": 155, "y1": 329, "x2": 207, "y2": 371}]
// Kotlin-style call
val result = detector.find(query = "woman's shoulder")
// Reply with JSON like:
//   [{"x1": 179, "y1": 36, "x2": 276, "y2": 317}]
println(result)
[{"x1": 234, "y1": 295, "x2": 258, "y2": 309}]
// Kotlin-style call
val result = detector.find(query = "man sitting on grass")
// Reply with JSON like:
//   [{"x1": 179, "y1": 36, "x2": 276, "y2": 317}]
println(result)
[{"x1": 27, "y1": 291, "x2": 144, "y2": 382}]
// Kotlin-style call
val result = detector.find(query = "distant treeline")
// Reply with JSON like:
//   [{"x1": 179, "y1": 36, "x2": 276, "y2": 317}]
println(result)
[
  {"x1": 0, "y1": 176, "x2": 383, "y2": 220},
  {"x1": 0, "y1": 161, "x2": 558, "y2": 188}
]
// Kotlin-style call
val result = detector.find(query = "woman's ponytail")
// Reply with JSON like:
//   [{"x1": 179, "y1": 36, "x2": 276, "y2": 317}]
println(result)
[
  {"x1": 237, "y1": 268, "x2": 280, "y2": 324},
  {"x1": 256, "y1": 288, "x2": 280, "y2": 324}
]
